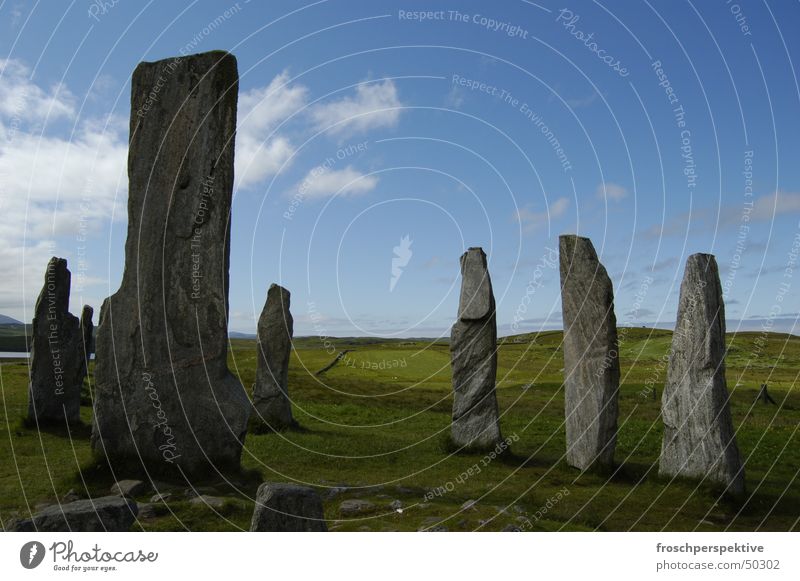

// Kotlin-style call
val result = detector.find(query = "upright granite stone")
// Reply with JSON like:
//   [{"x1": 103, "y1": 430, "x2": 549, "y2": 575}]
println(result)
[
  {"x1": 77, "y1": 305, "x2": 93, "y2": 389},
  {"x1": 659, "y1": 254, "x2": 744, "y2": 494},
  {"x1": 559, "y1": 235, "x2": 620, "y2": 470},
  {"x1": 253, "y1": 284, "x2": 294, "y2": 429},
  {"x1": 27, "y1": 257, "x2": 82, "y2": 424},
  {"x1": 250, "y1": 482, "x2": 327, "y2": 532},
  {"x1": 91, "y1": 51, "x2": 250, "y2": 476},
  {"x1": 450, "y1": 247, "x2": 502, "y2": 449}
]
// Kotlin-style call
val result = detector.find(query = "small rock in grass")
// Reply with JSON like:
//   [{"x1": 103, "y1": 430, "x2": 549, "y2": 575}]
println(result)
[
  {"x1": 338, "y1": 499, "x2": 376, "y2": 516},
  {"x1": 461, "y1": 499, "x2": 477, "y2": 511},
  {"x1": 111, "y1": 479, "x2": 149, "y2": 498},
  {"x1": 189, "y1": 495, "x2": 226, "y2": 510}
]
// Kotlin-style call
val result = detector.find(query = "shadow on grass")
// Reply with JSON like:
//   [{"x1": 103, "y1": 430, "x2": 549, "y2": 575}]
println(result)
[
  {"x1": 248, "y1": 418, "x2": 309, "y2": 436},
  {"x1": 19, "y1": 416, "x2": 93, "y2": 439},
  {"x1": 75, "y1": 454, "x2": 264, "y2": 493}
]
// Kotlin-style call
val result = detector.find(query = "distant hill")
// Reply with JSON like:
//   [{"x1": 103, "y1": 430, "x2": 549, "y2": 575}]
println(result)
[
  {"x1": 229, "y1": 331, "x2": 257, "y2": 339},
  {"x1": 0, "y1": 314, "x2": 24, "y2": 325}
]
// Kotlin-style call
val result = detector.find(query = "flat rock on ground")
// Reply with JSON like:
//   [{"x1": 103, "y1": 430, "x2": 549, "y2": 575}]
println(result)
[
  {"x1": 6, "y1": 496, "x2": 138, "y2": 532},
  {"x1": 250, "y1": 482, "x2": 327, "y2": 532}
]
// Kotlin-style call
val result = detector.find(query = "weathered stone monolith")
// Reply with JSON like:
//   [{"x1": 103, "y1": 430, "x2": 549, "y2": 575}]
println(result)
[
  {"x1": 659, "y1": 254, "x2": 744, "y2": 494},
  {"x1": 77, "y1": 305, "x2": 93, "y2": 389},
  {"x1": 27, "y1": 257, "x2": 82, "y2": 424},
  {"x1": 450, "y1": 247, "x2": 502, "y2": 449},
  {"x1": 559, "y1": 235, "x2": 619, "y2": 470},
  {"x1": 252, "y1": 284, "x2": 294, "y2": 429},
  {"x1": 91, "y1": 51, "x2": 250, "y2": 477}
]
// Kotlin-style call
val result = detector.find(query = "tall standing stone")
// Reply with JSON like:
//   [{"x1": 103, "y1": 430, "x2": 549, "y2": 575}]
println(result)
[
  {"x1": 27, "y1": 257, "x2": 83, "y2": 424},
  {"x1": 91, "y1": 51, "x2": 250, "y2": 476},
  {"x1": 450, "y1": 247, "x2": 502, "y2": 449},
  {"x1": 659, "y1": 254, "x2": 744, "y2": 494},
  {"x1": 559, "y1": 235, "x2": 619, "y2": 470},
  {"x1": 77, "y1": 305, "x2": 93, "y2": 390},
  {"x1": 253, "y1": 284, "x2": 294, "y2": 429}
]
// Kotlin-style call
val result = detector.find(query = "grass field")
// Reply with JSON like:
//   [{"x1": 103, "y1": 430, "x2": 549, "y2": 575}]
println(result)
[{"x1": 1, "y1": 327, "x2": 798, "y2": 532}]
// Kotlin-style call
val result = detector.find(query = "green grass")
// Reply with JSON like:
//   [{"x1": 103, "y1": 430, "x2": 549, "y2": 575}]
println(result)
[{"x1": 1, "y1": 328, "x2": 799, "y2": 532}]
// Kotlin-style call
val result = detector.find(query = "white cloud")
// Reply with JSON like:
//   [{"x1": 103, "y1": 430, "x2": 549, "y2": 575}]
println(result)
[
  {"x1": 0, "y1": 59, "x2": 127, "y2": 319},
  {"x1": 750, "y1": 191, "x2": 800, "y2": 221},
  {"x1": 0, "y1": 59, "x2": 75, "y2": 123},
  {"x1": 514, "y1": 197, "x2": 570, "y2": 234},
  {"x1": 295, "y1": 165, "x2": 378, "y2": 200},
  {"x1": 235, "y1": 71, "x2": 308, "y2": 189},
  {"x1": 310, "y1": 80, "x2": 402, "y2": 137},
  {"x1": 596, "y1": 182, "x2": 628, "y2": 201}
]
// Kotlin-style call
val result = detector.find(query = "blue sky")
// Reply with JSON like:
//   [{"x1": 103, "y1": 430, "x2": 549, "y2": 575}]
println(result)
[{"x1": 1, "y1": 0, "x2": 799, "y2": 336}]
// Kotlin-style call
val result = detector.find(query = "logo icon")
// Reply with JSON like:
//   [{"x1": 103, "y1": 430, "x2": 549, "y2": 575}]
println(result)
[
  {"x1": 20, "y1": 541, "x2": 45, "y2": 569},
  {"x1": 390, "y1": 235, "x2": 413, "y2": 292}
]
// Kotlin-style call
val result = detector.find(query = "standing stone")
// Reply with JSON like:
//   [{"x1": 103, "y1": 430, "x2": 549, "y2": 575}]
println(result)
[
  {"x1": 559, "y1": 235, "x2": 619, "y2": 470},
  {"x1": 250, "y1": 482, "x2": 327, "y2": 532},
  {"x1": 91, "y1": 51, "x2": 250, "y2": 476},
  {"x1": 77, "y1": 305, "x2": 93, "y2": 390},
  {"x1": 27, "y1": 257, "x2": 83, "y2": 424},
  {"x1": 253, "y1": 284, "x2": 294, "y2": 429},
  {"x1": 450, "y1": 247, "x2": 502, "y2": 449},
  {"x1": 659, "y1": 254, "x2": 744, "y2": 494}
]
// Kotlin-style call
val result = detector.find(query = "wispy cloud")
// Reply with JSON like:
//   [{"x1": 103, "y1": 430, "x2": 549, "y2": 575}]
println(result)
[
  {"x1": 235, "y1": 71, "x2": 308, "y2": 189},
  {"x1": 513, "y1": 197, "x2": 570, "y2": 234},
  {"x1": 293, "y1": 165, "x2": 377, "y2": 199},
  {"x1": 596, "y1": 181, "x2": 627, "y2": 202},
  {"x1": 0, "y1": 59, "x2": 127, "y2": 317},
  {"x1": 310, "y1": 79, "x2": 402, "y2": 137}
]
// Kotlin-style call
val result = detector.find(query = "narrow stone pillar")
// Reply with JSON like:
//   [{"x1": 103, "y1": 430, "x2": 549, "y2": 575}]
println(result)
[
  {"x1": 659, "y1": 253, "x2": 744, "y2": 494},
  {"x1": 450, "y1": 247, "x2": 502, "y2": 449},
  {"x1": 559, "y1": 235, "x2": 619, "y2": 470},
  {"x1": 91, "y1": 51, "x2": 249, "y2": 476}
]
